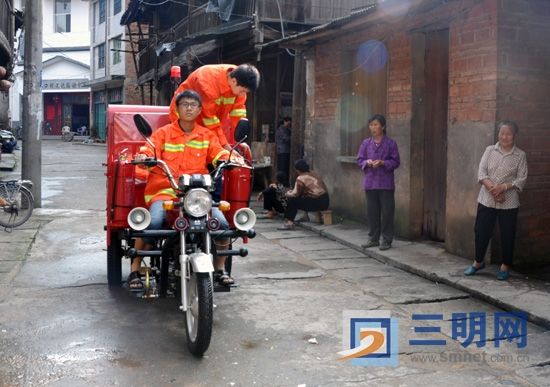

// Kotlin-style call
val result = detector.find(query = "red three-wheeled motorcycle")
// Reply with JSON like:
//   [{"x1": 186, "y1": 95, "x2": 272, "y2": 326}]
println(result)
[{"x1": 105, "y1": 105, "x2": 256, "y2": 356}]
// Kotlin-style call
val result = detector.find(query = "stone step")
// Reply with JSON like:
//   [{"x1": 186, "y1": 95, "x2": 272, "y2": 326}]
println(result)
[{"x1": 0, "y1": 153, "x2": 16, "y2": 171}]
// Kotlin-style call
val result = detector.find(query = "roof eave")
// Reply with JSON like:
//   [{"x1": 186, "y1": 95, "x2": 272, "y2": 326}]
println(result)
[{"x1": 273, "y1": 0, "x2": 442, "y2": 49}]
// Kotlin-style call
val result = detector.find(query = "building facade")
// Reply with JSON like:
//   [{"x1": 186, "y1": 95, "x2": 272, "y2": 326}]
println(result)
[
  {"x1": 0, "y1": 0, "x2": 18, "y2": 130},
  {"x1": 9, "y1": 0, "x2": 91, "y2": 135},
  {"x1": 281, "y1": 0, "x2": 550, "y2": 267},
  {"x1": 89, "y1": 0, "x2": 143, "y2": 140},
  {"x1": 120, "y1": 0, "x2": 375, "y2": 171}
]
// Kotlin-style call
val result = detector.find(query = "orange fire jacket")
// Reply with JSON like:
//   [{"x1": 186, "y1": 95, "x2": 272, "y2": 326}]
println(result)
[
  {"x1": 142, "y1": 121, "x2": 229, "y2": 205},
  {"x1": 169, "y1": 64, "x2": 247, "y2": 147}
]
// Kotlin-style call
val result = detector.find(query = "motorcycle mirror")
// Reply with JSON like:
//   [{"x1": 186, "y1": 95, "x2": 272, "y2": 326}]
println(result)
[
  {"x1": 133, "y1": 114, "x2": 157, "y2": 159},
  {"x1": 133, "y1": 114, "x2": 153, "y2": 138},
  {"x1": 235, "y1": 118, "x2": 250, "y2": 143}
]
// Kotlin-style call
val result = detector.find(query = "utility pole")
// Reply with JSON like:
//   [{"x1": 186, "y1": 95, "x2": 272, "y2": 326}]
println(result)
[{"x1": 22, "y1": 0, "x2": 42, "y2": 207}]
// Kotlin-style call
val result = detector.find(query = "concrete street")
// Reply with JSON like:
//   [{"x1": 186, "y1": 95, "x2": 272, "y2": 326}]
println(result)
[{"x1": 0, "y1": 140, "x2": 548, "y2": 386}]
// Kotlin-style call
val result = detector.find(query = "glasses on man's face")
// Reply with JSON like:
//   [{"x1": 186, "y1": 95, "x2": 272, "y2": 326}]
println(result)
[{"x1": 178, "y1": 102, "x2": 200, "y2": 109}]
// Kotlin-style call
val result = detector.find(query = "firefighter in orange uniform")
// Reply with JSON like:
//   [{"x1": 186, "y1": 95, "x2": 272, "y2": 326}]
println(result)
[
  {"x1": 128, "y1": 90, "x2": 240, "y2": 290},
  {"x1": 169, "y1": 64, "x2": 260, "y2": 151}
]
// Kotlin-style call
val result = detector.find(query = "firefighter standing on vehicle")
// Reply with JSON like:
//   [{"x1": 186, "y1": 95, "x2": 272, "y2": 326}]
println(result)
[{"x1": 169, "y1": 64, "x2": 260, "y2": 151}]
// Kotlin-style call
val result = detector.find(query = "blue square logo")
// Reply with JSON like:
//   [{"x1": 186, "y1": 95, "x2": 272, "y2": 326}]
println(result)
[{"x1": 339, "y1": 310, "x2": 399, "y2": 366}]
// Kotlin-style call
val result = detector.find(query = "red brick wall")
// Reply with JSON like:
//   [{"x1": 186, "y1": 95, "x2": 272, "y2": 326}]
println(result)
[
  {"x1": 310, "y1": 0, "x2": 499, "y2": 233},
  {"x1": 448, "y1": 0, "x2": 498, "y2": 124},
  {"x1": 313, "y1": 40, "x2": 340, "y2": 122},
  {"x1": 312, "y1": 0, "x2": 500, "y2": 136},
  {"x1": 387, "y1": 32, "x2": 412, "y2": 122},
  {"x1": 444, "y1": 0, "x2": 499, "y2": 258},
  {"x1": 497, "y1": 0, "x2": 550, "y2": 264},
  {"x1": 308, "y1": 0, "x2": 550, "y2": 263}
]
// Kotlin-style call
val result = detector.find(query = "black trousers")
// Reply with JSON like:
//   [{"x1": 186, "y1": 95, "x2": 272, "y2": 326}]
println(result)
[
  {"x1": 277, "y1": 153, "x2": 290, "y2": 185},
  {"x1": 474, "y1": 203, "x2": 518, "y2": 265},
  {"x1": 263, "y1": 188, "x2": 285, "y2": 213},
  {"x1": 285, "y1": 193, "x2": 329, "y2": 221},
  {"x1": 366, "y1": 190, "x2": 395, "y2": 244}
]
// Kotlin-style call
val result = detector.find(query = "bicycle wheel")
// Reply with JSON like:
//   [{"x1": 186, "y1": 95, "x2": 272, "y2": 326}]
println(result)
[
  {"x1": 0, "y1": 183, "x2": 34, "y2": 228},
  {"x1": 62, "y1": 132, "x2": 74, "y2": 142}
]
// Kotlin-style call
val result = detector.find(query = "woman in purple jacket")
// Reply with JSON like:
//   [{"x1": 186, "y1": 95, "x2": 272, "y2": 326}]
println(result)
[{"x1": 357, "y1": 114, "x2": 400, "y2": 250}]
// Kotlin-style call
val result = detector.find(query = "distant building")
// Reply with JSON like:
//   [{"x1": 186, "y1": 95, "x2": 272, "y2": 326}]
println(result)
[
  {"x1": 0, "y1": 0, "x2": 19, "y2": 129},
  {"x1": 9, "y1": 0, "x2": 91, "y2": 135},
  {"x1": 89, "y1": 0, "x2": 145, "y2": 140}
]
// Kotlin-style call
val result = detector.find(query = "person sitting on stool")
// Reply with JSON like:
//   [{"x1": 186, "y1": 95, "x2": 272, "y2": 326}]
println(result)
[
  {"x1": 278, "y1": 159, "x2": 329, "y2": 230},
  {"x1": 257, "y1": 171, "x2": 289, "y2": 219}
]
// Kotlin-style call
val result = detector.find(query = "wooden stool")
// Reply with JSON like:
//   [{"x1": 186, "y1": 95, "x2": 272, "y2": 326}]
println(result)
[{"x1": 321, "y1": 210, "x2": 332, "y2": 225}]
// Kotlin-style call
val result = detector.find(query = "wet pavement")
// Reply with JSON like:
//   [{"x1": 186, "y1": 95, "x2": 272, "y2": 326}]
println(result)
[{"x1": 0, "y1": 140, "x2": 549, "y2": 386}]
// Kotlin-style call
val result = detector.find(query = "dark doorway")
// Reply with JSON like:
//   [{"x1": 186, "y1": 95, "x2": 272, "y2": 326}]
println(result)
[
  {"x1": 72, "y1": 104, "x2": 89, "y2": 131},
  {"x1": 422, "y1": 29, "x2": 449, "y2": 241}
]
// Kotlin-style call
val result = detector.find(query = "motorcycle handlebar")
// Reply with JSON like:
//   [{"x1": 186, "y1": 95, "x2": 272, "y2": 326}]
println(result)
[
  {"x1": 130, "y1": 158, "x2": 179, "y2": 190},
  {"x1": 130, "y1": 158, "x2": 158, "y2": 168},
  {"x1": 211, "y1": 160, "x2": 253, "y2": 182}
]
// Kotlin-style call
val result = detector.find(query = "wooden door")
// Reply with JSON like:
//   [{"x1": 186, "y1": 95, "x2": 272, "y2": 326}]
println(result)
[{"x1": 423, "y1": 29, "x2": 449, "y2": 241}]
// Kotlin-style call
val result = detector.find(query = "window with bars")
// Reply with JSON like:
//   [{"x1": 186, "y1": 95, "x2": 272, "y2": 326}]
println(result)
[
  {"x1": 97, "y1": 43, "x2": 105, "y2": 69},
  {"x1": 112, "y1": 37, "x2": 122, "y2": 64},
  {"x1": 114, "y1": 0, "x2": 121, "y2": 15},
  {"x1": 99, "y1": 0, "x2": 106, "y2": 24},
  {"x1": 108, "y1": 87, "x2": 123, "y2": 103},
  {"x1": 55, "y1": 0, "x2": 71, "y2": 33},
  {"x1": 340, "y1": 47, "x2": 388, "y2": 156}
]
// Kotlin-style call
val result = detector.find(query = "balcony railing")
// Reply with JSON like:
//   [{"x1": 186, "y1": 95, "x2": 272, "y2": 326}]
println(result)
[{"x1": 136, "y1": 0, "x2": 377, "y2": 81}]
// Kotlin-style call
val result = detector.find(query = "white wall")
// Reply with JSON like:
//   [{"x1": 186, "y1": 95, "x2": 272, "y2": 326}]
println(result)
[
  {"x1": 43, "y1": 50, "x2": 90, "y2": 66},
  {"x1": 43, "y1": 0, "x2": 91, "y2": 48},
  {"x1": 8, "y1": 73, "x2": 23, "y2": 124},
  {"x1": 90, "y1": 0, "x2": 126, "y2": 81},
  {"x1": 42, "y1": 58, "x2": 90, "y2": 80},
  {"x1": 9, "y1": 0, "x2": 92, "y2": 124}
]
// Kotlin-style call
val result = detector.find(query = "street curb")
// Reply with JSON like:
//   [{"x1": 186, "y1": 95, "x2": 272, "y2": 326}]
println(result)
[
  {"x1": 298, "y1": 221, "x2": 550, "y2": 330},
  {"x1": 71, "y1": 142, "x2": 107, "y2": 147},
  {"x1": 42, "y1": 136, "x2": 107, "y2": 147},
  {"x1": 0, "y1": 153, "x2": 17, "y2": 171}
]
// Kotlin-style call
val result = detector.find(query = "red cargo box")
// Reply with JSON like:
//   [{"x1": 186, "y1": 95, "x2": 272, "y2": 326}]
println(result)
[{"x1": 106, "y1": 105, "x2": 169, "y2": 241}]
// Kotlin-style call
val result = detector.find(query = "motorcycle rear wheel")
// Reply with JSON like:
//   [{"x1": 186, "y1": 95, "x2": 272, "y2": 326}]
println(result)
[
  {"x1": 185, "y1": 272, "x2": 213, "y2": 356},
  {"x1": 0, "y1": 185, "x2": 34, "y2": 228},
  {"x1": 107, "y1": 232, "x2": 122, "y2": 286}
]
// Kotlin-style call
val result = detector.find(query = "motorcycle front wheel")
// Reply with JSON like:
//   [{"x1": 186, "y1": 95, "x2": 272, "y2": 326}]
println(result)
[{"x1": 185, "y1": 272, "x2": 213, "y2": 356}]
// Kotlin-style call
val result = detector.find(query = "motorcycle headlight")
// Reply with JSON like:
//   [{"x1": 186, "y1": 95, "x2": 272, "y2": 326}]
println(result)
[{"x1": 183, "y1": 189, "x2": 212, "y2": 217}]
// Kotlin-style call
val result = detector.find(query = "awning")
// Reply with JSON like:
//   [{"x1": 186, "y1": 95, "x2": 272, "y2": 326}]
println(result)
[{"x1": 42, "y1": 89, "x2": 90, "y2": 93}]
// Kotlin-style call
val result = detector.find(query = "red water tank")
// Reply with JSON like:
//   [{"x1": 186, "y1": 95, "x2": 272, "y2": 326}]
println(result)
[{"x1": 221, "y1": 166, "x2": 253, "y2": 228}]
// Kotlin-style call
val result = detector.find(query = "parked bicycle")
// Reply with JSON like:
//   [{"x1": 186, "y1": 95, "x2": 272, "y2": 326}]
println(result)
[
  {"x1": 0, "y1": 180, "x2": 34, "y2": 231},
  {"x1": 62, "y1": 126, "x2": 74, "y2": 142}
]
